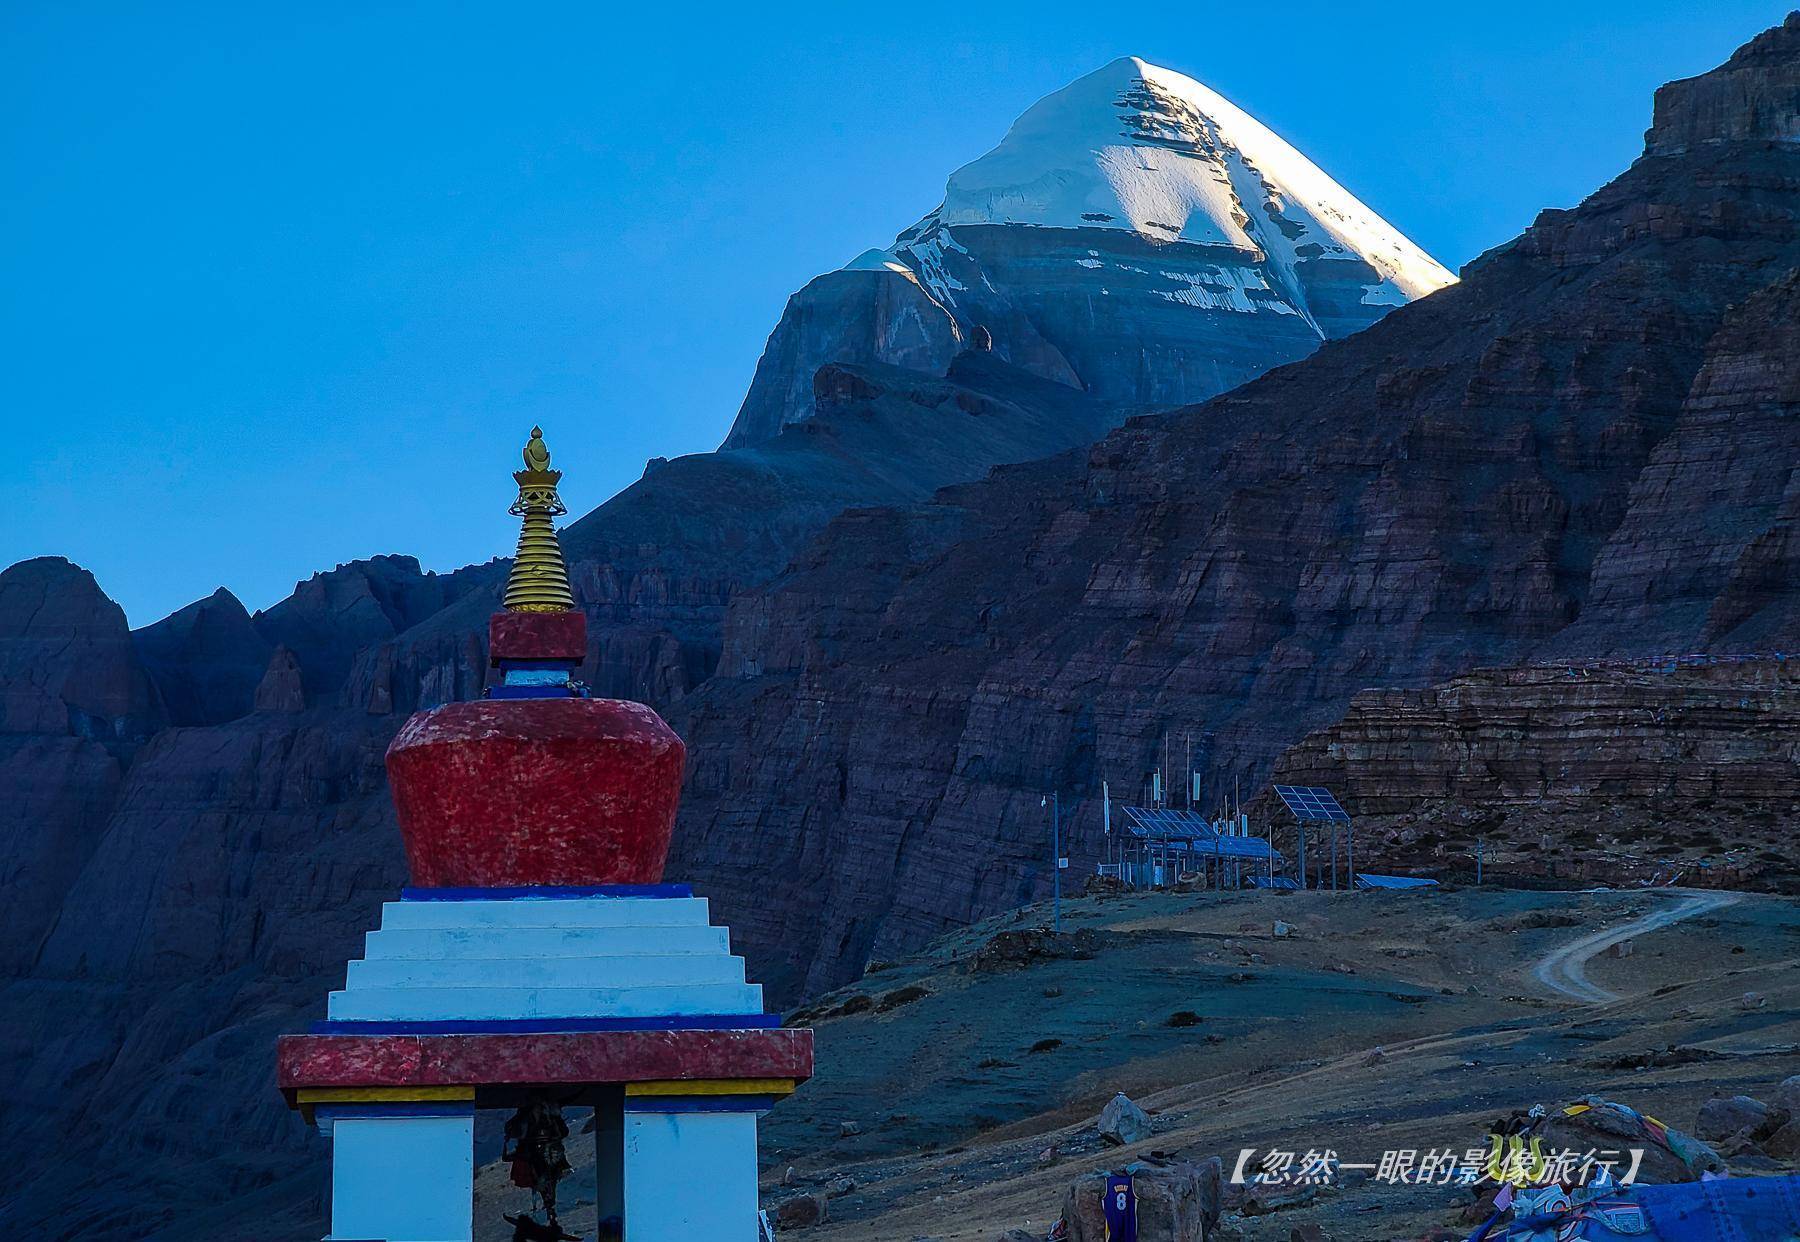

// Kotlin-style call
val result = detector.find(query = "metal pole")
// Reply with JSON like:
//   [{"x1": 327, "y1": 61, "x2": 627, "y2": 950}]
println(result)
[
  {"x1": 1052, "y1": 791, "x2": 1062, "y2": 933},
  {"x1": 1477, "y1": 837, "x2": 1483, "y2": 886},
  {"x1": 1347, "y1": 819, "x2": 1355, "y2": 889},
  {"x1": 1299, "y1": 825, "x2": 1307, "y2": 890}
]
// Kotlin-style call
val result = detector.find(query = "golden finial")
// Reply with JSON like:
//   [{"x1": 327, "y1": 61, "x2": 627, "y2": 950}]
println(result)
[
  {"x1": 502, "y1": 426, "x2": 576, "y2": 613},
  {"x1": 523, "y1": 425, "x2": 551, "y2": 472}
]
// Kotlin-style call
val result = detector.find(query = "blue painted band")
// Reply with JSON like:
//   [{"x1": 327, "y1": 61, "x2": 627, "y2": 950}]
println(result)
[
  {"x1": 487, "y1": 684, "x2": 577, "y2": 699},
  {"x1": 401, "y1": 884, "x2": 694, "y2": 901},
  {"x1": 503, "y1": 668, "x2": 576, "y2": 687},
  {"x1": 309, "y1": 1013, "x2": 782, "y2": 1035},
  {"x1": 313, "y1": 1103, "x2": 475, "y2": 1120},
  {"x1": 625, "y1": 1096, "x2": 781, "y2": 1114}
]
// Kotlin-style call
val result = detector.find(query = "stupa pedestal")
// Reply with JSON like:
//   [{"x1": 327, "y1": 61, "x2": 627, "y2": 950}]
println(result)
[{"x1": 277, "y1": 429, "x2": 811, "y2": 1241}]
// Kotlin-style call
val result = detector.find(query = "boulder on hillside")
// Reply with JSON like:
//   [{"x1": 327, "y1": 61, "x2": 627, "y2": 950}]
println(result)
[
  {"x1": 775, "y1": 1192, "x2": 827, "y2": 1230},
  {"x1": 1098, "y1": 1093, "x2": 1154, "y2": 1146},
  {"x1": 1774, "y1": 1075, "x2": 1800, "y2": 1116},
  {"x1": 1507, "y1": 1096, "x2": 1722, "y2": 1182},
  {"x1": 1764, "y1": 1120, "x2": 1800, "y2": 1161},
  {"x1": 969, "y1": 926, "x2": 1098, "y2": 972},
  {"x1": 1696, "y1": 1095, "x2": 1772, "y2": 1141},
  {"x1": 1061, "y1": 1157, "x2": 1223, "y2": 1242}
]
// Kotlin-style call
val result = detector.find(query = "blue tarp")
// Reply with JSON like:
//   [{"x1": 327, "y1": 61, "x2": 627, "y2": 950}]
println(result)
[
  {"x1": 1483, "y1": 1174, "x2": 1800, "y2": 1241},
  {"x1": 1355, "y1": 873, "x2": 1440, "y2": 890}
]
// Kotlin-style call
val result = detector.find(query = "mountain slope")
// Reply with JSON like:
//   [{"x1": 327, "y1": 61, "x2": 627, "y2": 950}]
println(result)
[
  {"x1": 725, "y1": 56, "x2": 1453, "y2": 447},
  {"x1": 668, "y1": 16, "x2": 1800, "y2": 1001}
]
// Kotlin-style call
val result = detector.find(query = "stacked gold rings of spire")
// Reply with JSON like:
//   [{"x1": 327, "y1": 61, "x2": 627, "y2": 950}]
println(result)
[{"x1": 502, "y1": 426, "x2": 576, "y2": 613}]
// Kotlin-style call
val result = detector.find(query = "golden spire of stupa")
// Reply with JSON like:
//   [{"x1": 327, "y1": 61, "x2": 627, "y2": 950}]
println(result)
[{"x1": 502, "y1": 426, "x2": 576, "y2": 613}]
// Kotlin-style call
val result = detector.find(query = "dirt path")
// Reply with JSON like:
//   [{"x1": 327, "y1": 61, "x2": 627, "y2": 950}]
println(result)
[{"x1": 1531, "y1": 888, "x2": 1743, "y2": 1003}]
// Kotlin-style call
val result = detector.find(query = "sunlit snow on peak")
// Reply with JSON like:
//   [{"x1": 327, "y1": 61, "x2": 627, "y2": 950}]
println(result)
[
  {"x1": 859, "y1": 55, "x2": 1454, "y2": 314},
  {"x1": 844, "y1": 248, "x2": 917, "y2": 276}
]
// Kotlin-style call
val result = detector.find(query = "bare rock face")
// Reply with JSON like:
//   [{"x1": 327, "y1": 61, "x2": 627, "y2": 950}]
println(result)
[
  {"x1": 1260, "y1": 659, "x2": 1800, "y2": 889},
  {"x1": 0, "y1": 558, "x2": 157, "y2": 975},
  {"x1": 252, "y1": 554, "x2": 496, "y2": 700},
  {"x1": 1646, "y1": 13, "x2": 1800, "y2": 155},
  {"x1": 253, "y1": 645, "x2": 306, "y2": 712},
  {"x1": 728, "y1": 267, "x2": 972, "y2": 448},
  {"x1": 0, "y1": 709, "x2": 404, "y2": 1237},
  {"x1": 134, "y1": 587, "x2": 271, "y2": 725},
  {"x1": 666, "y1": 17, "x2": 1800, "y2": 999},
  {"x1": 0, "y1": 557, "x2": 160, "y2": 740}
]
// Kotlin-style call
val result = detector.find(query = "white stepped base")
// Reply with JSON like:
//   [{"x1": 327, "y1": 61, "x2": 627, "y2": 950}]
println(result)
[
  {"x1": 330, "y1": 895, "x2": 765, "y2": 1024},
  {"x1": 364, "y1": 924, "x2": 730, "y2": 959},
  {"x1": 347, "y1": 952, "x2": 747, "y2": 989},
  {"x1": 328, "y1": 983, "x2": 763, "y2": 1022},
  {"x1": 378, "y1": 896, "x2": 713, "y2": 930}
]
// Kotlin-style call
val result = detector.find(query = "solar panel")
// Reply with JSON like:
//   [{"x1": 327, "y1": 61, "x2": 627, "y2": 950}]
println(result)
[
  {"x1": 1121, "y1": 806, "x2": 1219, "y2": 845},
  {"x1": 1273, "y1": 785, "x2": 1351, "y2": 823},
  {"x1": 1249, "y1": 875, "x2": 1300, "y2": 891},
  {"x1": 1198, "y1": 835, "x2": 1283, "y2": 862}
]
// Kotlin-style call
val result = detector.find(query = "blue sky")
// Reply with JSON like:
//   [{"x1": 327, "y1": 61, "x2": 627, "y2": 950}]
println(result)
[{"x1": 3, "y1": 1, "x2": 1789, "y2": 625}]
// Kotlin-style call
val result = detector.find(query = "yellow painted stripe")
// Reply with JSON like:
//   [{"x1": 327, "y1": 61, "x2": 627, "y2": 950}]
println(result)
[
  {"x1": 625, "y1": 1078, "x2": 795, "y2": 1097},
  {"x1": 296, "y1": 1086, "x2": 475, "y2": 1104}
]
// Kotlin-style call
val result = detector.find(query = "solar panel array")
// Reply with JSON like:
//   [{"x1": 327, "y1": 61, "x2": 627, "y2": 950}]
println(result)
[
  {"x1": 1120, "y1": 806, "x2": 1283, "y2": 863},
  {"x1": 1272, "y1": 785, "x2": 1351, "y2": 823}
]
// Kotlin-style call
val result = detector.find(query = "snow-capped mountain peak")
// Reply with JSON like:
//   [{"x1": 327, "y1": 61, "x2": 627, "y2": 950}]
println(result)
[
  {"x1": 725, "y1": 57, "x2": 1454, "y2": 447},
  {"x1": 907, "y1": 56, "x2": 1453, "y2": 307}
]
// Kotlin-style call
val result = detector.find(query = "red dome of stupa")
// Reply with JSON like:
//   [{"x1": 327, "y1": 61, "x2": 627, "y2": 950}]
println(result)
[{"x1": 383, "y1": 429, "x2": 686, "y2": 889}]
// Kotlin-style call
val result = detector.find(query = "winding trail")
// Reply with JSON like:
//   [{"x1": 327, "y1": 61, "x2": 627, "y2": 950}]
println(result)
[{"x1": 1531, "y1": 889, "x2": 1743, "y2": 1003}]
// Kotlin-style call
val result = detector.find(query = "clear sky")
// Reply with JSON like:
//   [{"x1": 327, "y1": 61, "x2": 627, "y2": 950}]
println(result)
[{"x1": 3, "y1": 1, "x2": 1790, "y2": 625}]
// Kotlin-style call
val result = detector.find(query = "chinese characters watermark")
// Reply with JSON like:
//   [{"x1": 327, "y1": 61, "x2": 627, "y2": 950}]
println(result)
[{"x1": 1229, "y1": 1136, "x2": 1644, "y2": 1190}]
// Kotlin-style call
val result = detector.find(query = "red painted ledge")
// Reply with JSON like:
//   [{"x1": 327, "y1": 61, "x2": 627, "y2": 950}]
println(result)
[
  {"x1": 277, "y1": 1028, "x2": 813, "y2": 1104},
  {"x1": 489, "y1": 610, "x2": 587, "y2": 665}
]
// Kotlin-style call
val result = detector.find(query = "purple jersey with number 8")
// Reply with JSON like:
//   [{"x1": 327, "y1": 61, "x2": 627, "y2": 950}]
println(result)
[{"x1": 1103, "y1": 1174, "x2": 1136, "y2": 1242}]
